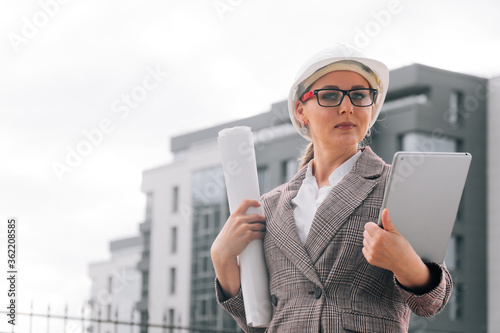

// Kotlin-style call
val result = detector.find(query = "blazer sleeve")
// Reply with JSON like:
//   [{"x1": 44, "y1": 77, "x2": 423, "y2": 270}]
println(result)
[
  {"x1": 394, "y1": 262, "x2": 453, "y2": 317},
  {"x1": 214, "y1": 278, "x2": 267, "y2": 333}
]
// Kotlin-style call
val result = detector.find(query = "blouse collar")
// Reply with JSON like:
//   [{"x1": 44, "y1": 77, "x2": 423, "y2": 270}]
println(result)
[{"x1": 304, "y1": 150, "x2": 362, "y2": 187}]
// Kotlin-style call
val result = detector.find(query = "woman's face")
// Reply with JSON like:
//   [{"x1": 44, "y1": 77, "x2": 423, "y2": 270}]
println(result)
[{"x1": 296, "y1": 70, "x2": 372, "y2": 151}]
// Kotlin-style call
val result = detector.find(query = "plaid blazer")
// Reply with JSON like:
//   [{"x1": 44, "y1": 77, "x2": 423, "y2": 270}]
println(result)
[{"x1": 216, "y1": 147, "x2": 452, "y2": 333}]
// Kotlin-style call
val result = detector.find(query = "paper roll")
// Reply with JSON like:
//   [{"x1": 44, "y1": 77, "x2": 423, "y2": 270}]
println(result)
[{"x1": 217, "y1": 126, "x2": 271, "y2": 327}]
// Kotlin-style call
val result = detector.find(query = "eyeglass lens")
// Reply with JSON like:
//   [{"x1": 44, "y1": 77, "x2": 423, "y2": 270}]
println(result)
[{"x1": 316, "y1": 89, "x2": 374, "y2": 107}]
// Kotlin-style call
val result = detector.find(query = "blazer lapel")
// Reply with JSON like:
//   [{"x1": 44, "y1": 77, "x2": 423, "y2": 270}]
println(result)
[
  {"x1": 265, "y1": 167, "x2": 323, "y2": 287},
  {"x1": 304, "y1": 147, "x2": 385, "y2": 263}
]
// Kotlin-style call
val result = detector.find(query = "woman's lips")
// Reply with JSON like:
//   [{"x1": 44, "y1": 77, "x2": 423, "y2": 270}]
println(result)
[{"x1": 335, "y1": 122, "x2": 355, "y2": 130}]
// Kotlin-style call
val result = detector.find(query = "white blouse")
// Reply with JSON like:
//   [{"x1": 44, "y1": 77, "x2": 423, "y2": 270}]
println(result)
[{"x1": 291, "y1": 151, "x2": 362, "y2": 245}]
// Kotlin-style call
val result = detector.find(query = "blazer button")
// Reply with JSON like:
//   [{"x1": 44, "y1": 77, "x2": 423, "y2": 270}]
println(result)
[
  {"x1": 314, "y1": 287, "x2": 322, "y2": 299},
  {"x1": 270, "y1": 294, "x2": 278, "y2": 306}
]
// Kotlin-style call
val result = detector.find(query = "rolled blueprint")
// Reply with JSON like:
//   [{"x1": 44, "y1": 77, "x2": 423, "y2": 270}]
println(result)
[{"x1": 217, "y1": 126, "x2": 271, "y2": 327}]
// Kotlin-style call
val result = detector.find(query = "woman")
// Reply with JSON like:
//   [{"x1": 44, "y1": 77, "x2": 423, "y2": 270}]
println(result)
[{"x1": 211, "y1": 44, "x2": 452, "y2": 332}]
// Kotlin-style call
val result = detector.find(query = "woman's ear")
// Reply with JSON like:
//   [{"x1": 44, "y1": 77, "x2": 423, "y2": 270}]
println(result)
[{"x1": 296, "y1": 100, "x2": 306, "y2": 125}]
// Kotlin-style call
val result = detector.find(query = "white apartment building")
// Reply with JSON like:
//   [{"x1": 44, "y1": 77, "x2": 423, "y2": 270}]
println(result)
[
  {"x1": 88, "y1": 236, "x2": 142, "y2": 333},
  {"x1": 141, "y1": 139, "x2": 224, "y2": 332}
]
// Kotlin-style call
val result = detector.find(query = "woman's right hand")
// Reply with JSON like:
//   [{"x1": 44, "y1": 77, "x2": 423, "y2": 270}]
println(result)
[{"x1": 211, "y1": 199, "x2": 266, "y2": 298}]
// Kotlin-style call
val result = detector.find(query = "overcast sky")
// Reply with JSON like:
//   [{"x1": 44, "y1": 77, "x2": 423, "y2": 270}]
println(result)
[{"x1": 1, "y1": 0, "x2": 499, "y2": 330}]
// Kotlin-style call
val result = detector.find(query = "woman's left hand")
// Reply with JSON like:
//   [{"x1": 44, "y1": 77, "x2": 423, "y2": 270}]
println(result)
[{"x1": 362, "y1": 208, "x2": 432, "y2": 290}]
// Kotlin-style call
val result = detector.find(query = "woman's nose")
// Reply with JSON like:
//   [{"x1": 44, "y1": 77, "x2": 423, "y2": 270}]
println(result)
[{"x1": 338, "y1": 94, "x2": 354, "y2": 114}]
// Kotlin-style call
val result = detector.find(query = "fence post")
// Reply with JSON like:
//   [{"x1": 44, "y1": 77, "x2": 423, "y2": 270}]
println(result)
[
  {"x1": 82, "y1": 304, "x2": 86, "y2": 333},
  {"x1": 130, "y1": 305, "x2": 135, "y2": 333},
  {"x1": 64, "y1": 303, "x2": 68, "y2": 333},
  {"x1": 97, "y1": 306, "x2": 102, "y2": 333},
  {"x1": 47, "y1": 303, "x2": 51, "y2": 333},
  {"x1": 114, "y1": 306, "x2": 119, "y2": 333},
  {"x1": 29, "y1": 300, "x2": 33, "y2": 333},
  {"x1": 162, "y1": 310, "x2": 166, "y2": 333}
]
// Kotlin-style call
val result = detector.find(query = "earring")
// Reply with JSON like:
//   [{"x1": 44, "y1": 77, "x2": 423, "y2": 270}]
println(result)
[{"x1": 300, "y1": 122, "x2": 308, "y2": 136}]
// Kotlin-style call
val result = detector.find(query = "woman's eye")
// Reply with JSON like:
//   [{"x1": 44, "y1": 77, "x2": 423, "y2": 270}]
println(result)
[
  {"x1": 351, "y1": 92, "x2": 367, "y2": 100},
  {"x1": 322, "y1": 92, "x2": 341, "y2": 100}
]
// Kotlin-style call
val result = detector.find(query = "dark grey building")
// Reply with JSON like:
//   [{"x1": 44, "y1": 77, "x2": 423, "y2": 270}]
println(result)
[{"x1": 371, "y1": 64, "x2": 487, "y2": 333}]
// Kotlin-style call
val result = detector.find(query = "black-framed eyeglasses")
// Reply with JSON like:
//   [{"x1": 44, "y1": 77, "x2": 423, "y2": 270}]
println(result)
[{"x1": 301, "y1": 88, "x2": 378, "y2": 107}]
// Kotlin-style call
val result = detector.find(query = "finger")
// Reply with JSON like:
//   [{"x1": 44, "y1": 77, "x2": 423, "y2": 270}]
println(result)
[
  {"x1": 362, "y1": 247, "x2": 371, "y2": 262},
  {"x1": 381, "y1": 208, "x2": 399, "y2": 234},
  {"x1": 363, "y1": 230, "x2": 373, "y2": 247},
  {"x1": 251, "y1": 230, "x2": 266, "y2": 240},
  {"x1": 249, "y1": 222, "x2": 266, "y2": 232},
  {"x1": 244, "y1": 224, "x2": 266, "y2": 240},
  {"x1": 231, "y1": 217, "x2": 263, "y2": 234},
  {"x1": 234, "y1": 199, "x2": 261, "y2": 215},
  {"x1": 246, "y1": 213, "x2": 266, "y2": 223},
  {"x1": 364, "y1": 221, "x2": 380, "y2": 236},
  {"x1": 362, "y1": 235, "x2": 370, "y2": 249}
]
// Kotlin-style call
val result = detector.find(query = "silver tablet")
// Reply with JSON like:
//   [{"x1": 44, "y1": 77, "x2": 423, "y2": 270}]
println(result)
[{"x1": 377, "y1": 151, "x2": 472, "y2": 263}]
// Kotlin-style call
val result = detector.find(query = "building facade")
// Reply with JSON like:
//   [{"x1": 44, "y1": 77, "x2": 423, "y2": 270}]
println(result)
[
  {"x1": 370, "y1": 64, "x2": 487, "y2": 332},
  {"x1": 88, "y1": 236, "x2": 143, "y2": 333},
  {"x1": 134, "y1": 63, "x2": 489, "y2": 332},
  {"x1": 487, "y1": 75, "x2": 500, "y2": 333}
]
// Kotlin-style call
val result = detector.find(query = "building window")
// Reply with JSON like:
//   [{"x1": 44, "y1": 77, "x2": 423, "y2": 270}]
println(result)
[
  {"x1": 141, "y1": 272, "x2": 149, "y2": 299},
  {"x1": 145, "y1": 192, "x2": 153, "y2": 222},
  {"x1": 172, "y1": 186, "x2": 179, "y2": 213},
  {"x1": 170, "y1": 267, "x2": 176, "y2": 295},
  {"x1": 449, "y1": 284, "x2": 465, "y2": 321},
  {"x1": 200, "y1": 299, "x2": 207, "y2": 316},
  {"x1": 214, "y1": 208, "x2": 221, "y2": 231},
  {"x1": 281, "y1": 159, "x2": 298, "y2": 183},
  {"x1": 401, "y1": 132, "x2": 457, "y2": 153},
  {"x1": 204, "y1": 213, "x2": 210, "y2": 230},
  {"x1": 212, "y1": 297, "x2": 218, "y2": 316},
  {"x1": 202, "y1": 256, "x2": 209, "y2": 272},
  {"x1": 140, "y1": 312, "x2": 148, "y2": 333},
  {"x1": 197, "y1": 207, "x2": 216, "y2": 235},
  {"x1": 107, "y1": 276, "x2": 113, "y2": 293},
  {"x1": 445, "y1": 234, "x2": 463, "y2": 271},
  {"x1": 257, "y1": 166, "x2": 271, "y2": 194},
  {"x1": 171, "y1": 227, "x2": 177, "y2": 254},
  {"x1": 192, "y1": 167, "x2": 225, "y2": 206},
  {"x1": 143, "y1": 232, "x2": 151, "y2": 254},
  {"x1": 447, "y1": 90, "x2": 464, "y2": 127},
  {"x1": 168, "y1": 308, "x2": 175, "y2": 333}
]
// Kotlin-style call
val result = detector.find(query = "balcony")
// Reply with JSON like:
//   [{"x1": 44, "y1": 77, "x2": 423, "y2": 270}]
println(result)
[
  {"x1": 135, "y1": 300, "x2": 148, "y2": 312},
  {"x1": 139, "y1": 221, "x2": 151, "y2": 233},
  {"x1": 136, "y1": 257, "x2": 150, "y2": 271}
]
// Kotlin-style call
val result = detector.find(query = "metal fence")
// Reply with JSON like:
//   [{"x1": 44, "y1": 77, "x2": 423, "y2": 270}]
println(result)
[{"x1": 0, "y1": 306, "x2": 237, "y2": 333}]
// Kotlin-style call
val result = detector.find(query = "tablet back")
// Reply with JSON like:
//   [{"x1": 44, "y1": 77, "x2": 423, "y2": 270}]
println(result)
[{"x1": 378, "y1": 152, "x2": 472, "y2": 263}]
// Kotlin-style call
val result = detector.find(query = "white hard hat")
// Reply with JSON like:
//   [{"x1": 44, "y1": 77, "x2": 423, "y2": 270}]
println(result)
[{"x1": 288, "y1": 43, "x2": 389, "y2": 140}]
